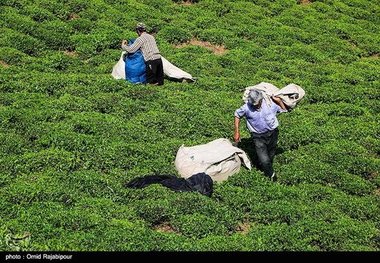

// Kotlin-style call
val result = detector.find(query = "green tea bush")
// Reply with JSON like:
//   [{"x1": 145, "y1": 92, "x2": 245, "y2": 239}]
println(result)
[
  {"x1": 312, "y1": 34, "x2": 361, "y2": 64},
  {"x1": 334, "y1": 195, "x2": 380, "y2": 224},
  {"x1": 144, "y1": 232, "x2": 192, "y2": 251},
  {"x1": 293, "y1": 217, "x2": 378, "y2": 251},
  {"x1": 66, "y1": 0, "x2": 90, "y2": 14},
  {"x1": 288, "y1": 43, "x2": 328, "y2": 64},
  {"x1": 355, "y1": 34, "x2": 380, "y2": 57},
  {"x1": 192, "y1": 234, "x2": 255, "y2": 251},
  {"x1": 12, "y1": 148, "x2": 80, "y2": 175},
  {"x1": 172, "y1": 213, "x2": 229, "y2": 239},
  {"x1": 229, "y1": 0, "x2": 268, "y2": 19},
  {"x1": 333, "y1": 1, "x2": 374, "y2": 21},
  {"x1": 278, "y1": 142, "x2": 376, "y2": 195},
  {"x1": 69, "y1": 34, "x2": 101, "y2": 58},
  {"x1": 0, "y1": 47, "x2": 30, "y2": 65},
  {"x1": 88, "y1": 49, "x2": 122, "y2": 69},
  {"x1": 4, "y1": 200, "x2": 155, "y2": 250},
  {"x1": 36, "y1": 20, "x2": 73, "y2": 50},
  {"x1": 38, "y1": 52, "x2": 80, "y2": 72},
  {"x1": 172, "y1": 0, "x2": 199, "y2": 3},
  {"x1": 0, "y1": 131, "x2": 29, "y2": 156},
  {"x1": 196, "y1": 28, "x2": 234, "y2": 46},
  {"x1": 268, "y1": 0, "x2": 295, "y2": 16},
  {"x1": 0, "y1": 7, "x2": 38, "y2": 36},
  {"x1": 312, "y1": 140, "x2": 379, "y2": 179},
  {"x1": 172, "y1": 194, "x2": 240, "y2": 230},
  {"x1": 4, "y1": 172, "x2": 66, "y2": 205},
  {"x1": 192, "y1": 12, "x2": 220, "y2": 31},
  {"x1": 76, "y1": 6, "x2": 101, "y2": 21},
  {"x1": 68, "y1": 111, "x2": 125, "y2": 136},
  {"x1": 35, "y1": 127, "x2": 96, "y2": 153},
  {"x1": 335, "y1": 173, "x2": 376, "y2": 196},
  {"x1": 247, "y1": 223, "x2": 317, "y2": 251},
  {"x1": 279, "y1": 155, "x2": 338, "y2": 183},
  {"x1": 21, "y1": 76, "x2": 67, "y2": 96},
  {"x1": 214, "y1": 177, "x2": 277, "y2": 215},
  {"x1": 0, "y1": 28, "x2": 46, "y2": 56},
  {"x1": 132, "y1": 188, "x2": 177, "y2": 226},
  {"x1": 0, "y1": 107, "x2": 35, "y2": 132},
  {"x1": 21, "y1": 5, "x2": 56, "y2": 23},
  {"x1": 34, "y1": 0, "x2": 70, "y2": 21},
  {"x1": 351, "y1": 61, "x2": 380, "y2": 83},
  {"x1": 78, "y1": 140, "x2": 149, "y2": 172},
  {"x1": 57, "y1": 172, "x2": 119, "y2": 200},
  {"x1": 248, "y1": 200, "x2": 308, "y2": 225},
  {"x1": 68, "y1": 18, "x2": 94, "y2": 33},
  {"x1": 78, "y1": 221, "x2": 157, "y2": 251},
  {"x1": 1, "y1": 0, "x2": 379, "y2": 252},
  {"x1": 159, "y1": 26, "x2": 192, "y2": 45},
  {"x1": 1, "y1": 0, "x2": 29, "y2": 8},
  {"x1": 360, "y1": 137, "x2": 380, "y2": 158}
]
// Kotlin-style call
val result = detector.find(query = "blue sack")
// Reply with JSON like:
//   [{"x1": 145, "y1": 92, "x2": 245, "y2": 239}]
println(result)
[{"x1": 125, "y1": 39, "x2": 146, "y2": 84}]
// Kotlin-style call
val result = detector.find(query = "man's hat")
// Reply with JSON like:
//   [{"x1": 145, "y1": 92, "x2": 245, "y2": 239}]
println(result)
[
  {"x1": 136, "y1": 22, "x2": 147, "y2": 31},
  {"x1": 248, "y1": 89, "x2": 263, "y2": 106}
]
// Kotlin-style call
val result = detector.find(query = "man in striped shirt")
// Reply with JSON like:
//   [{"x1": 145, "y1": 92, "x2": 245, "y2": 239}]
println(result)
[{"x1": 121, "y1": 23, "x2": 164, "y2": 85}]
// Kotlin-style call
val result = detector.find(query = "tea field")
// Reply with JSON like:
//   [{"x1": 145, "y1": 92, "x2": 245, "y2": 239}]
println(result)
[{"x1": 0, "y1": 0, "x2": 379, "y2": 251}]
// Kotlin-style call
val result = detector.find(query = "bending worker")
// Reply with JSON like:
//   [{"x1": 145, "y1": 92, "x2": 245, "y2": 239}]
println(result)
[{"x1": 121, "y1": 23, "x2": 164, "y2": 85}]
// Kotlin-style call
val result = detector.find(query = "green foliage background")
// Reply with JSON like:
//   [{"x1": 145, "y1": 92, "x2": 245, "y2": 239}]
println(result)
[{"x1": 0, "y1": 0, "x2": 379, "y2": 251}]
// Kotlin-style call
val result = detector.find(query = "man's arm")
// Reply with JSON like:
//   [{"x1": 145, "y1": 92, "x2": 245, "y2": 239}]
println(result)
[
  {"x1": 271, "y1": 96, "x2": 287, "y2": 111},
  {"x1": 121, "y1": 37, "x2": 143, "y2": 53},
  {"x1": 234, "y1": 116, "x2": 241, "y2": 143}
]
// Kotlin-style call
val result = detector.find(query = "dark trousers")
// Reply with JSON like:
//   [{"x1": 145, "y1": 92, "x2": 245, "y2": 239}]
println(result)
[
  {"x1": 145, "y1": 58, "x2": 164, "y2": 85},
  {"x1": 251, "y1": 128, "x2": 279, "y2": 178}
]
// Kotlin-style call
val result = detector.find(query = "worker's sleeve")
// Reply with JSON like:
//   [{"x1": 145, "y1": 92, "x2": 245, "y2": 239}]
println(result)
[
  {"x1": 122, "y1": 37, "x2": 143, "y2": 53},
  {"x1": 234, "y1": 104, "x2": 247, "y2": 118}
]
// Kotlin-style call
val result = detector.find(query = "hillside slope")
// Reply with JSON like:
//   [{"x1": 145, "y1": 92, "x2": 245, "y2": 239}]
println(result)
[{"x1": 0, "y1": 0, "x2": 379, "y2": 251}]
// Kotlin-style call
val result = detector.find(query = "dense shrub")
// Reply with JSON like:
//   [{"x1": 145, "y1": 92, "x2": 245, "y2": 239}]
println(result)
[
  {"x1": 68, "y1": 17, "x2": 94, "y2": 34},
  {"x1": 196, "y1": 28, "x2": 234, "y2": 46},
  {"x1": 0, "y1": 0, "x2": 379, "y2": 252},
  {"x1": 172, "y1": 213, "x2": 229, "y2": 239},
  {"x1": 0, "y1": 47, "x2": 30, "y2": 65},
  {"x1": 0, "y1": 28, "x2": 46, "y2": 56},
  {"x1": 36, "y1": 20, "x2": 73, "y2": 50},
  {"x1": 21, "y1": 5, "x2": 56, "y2": 22},
  {"x1": 159, "y1": 26, "x2": 192, "y2": 45}
]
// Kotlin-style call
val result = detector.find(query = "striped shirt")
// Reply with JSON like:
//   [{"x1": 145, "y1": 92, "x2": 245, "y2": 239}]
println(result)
[{"x1": 122, "y1": 32, "x2": 161, "y2": 61}]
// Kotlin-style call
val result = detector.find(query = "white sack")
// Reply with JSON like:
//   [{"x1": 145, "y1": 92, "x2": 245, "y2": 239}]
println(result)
[
  {"x1": 274, "y1": 83, "x2": 305, "y2": 109},
  {"x1": 242, "y1": 82, "x2": 305, "y2": 109},
  {"x1": 111, "y1": 52, "x2": 194, "y2": 82},
  {"x1": 111, "y1": 51, "x2": 126, "y2": 80},
  {"x1": 161, "y1": 56, "x2": 195, "y2": 82},
  {"x1": 175, "y1": 138, "x2": 251, "y2": 182}
]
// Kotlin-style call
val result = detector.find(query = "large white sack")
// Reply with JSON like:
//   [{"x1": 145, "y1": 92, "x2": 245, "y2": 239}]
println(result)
[
  {"x1": 273, "y1": 83, "x2": 305, "y2": 109},
  {"x1": 175, "y1": 138, "x2": 251, "y2": 182},
  {"x1": 242, "y1": 82, "x2": 305, "y2": 109},
  {"x1": 161, "y1": 56, "x2": 195, "y2": 82},
  {"x1": 111, "y1": 51, "x2": 126, "y2": 80},
  {"x1": 242, "y1": 82, "x2": 280, "y2": 107},
  {"x1": 111, "y1": 52, "x2": 194, "y2": 82}
]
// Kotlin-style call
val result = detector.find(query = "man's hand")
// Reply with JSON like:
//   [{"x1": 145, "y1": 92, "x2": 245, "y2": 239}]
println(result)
[
  {"x1": 271, "y1": 95, "x2": 287, "y2": 111},
  {"x1": 234, "y1": 131, "x2": 240, "y2": 143},
  {"x1": 121, "y1": 40, "x2": 128, "y2": 46},
  {"x1": 271, "y1": 95, "x2": 281, "y2": 103}
]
